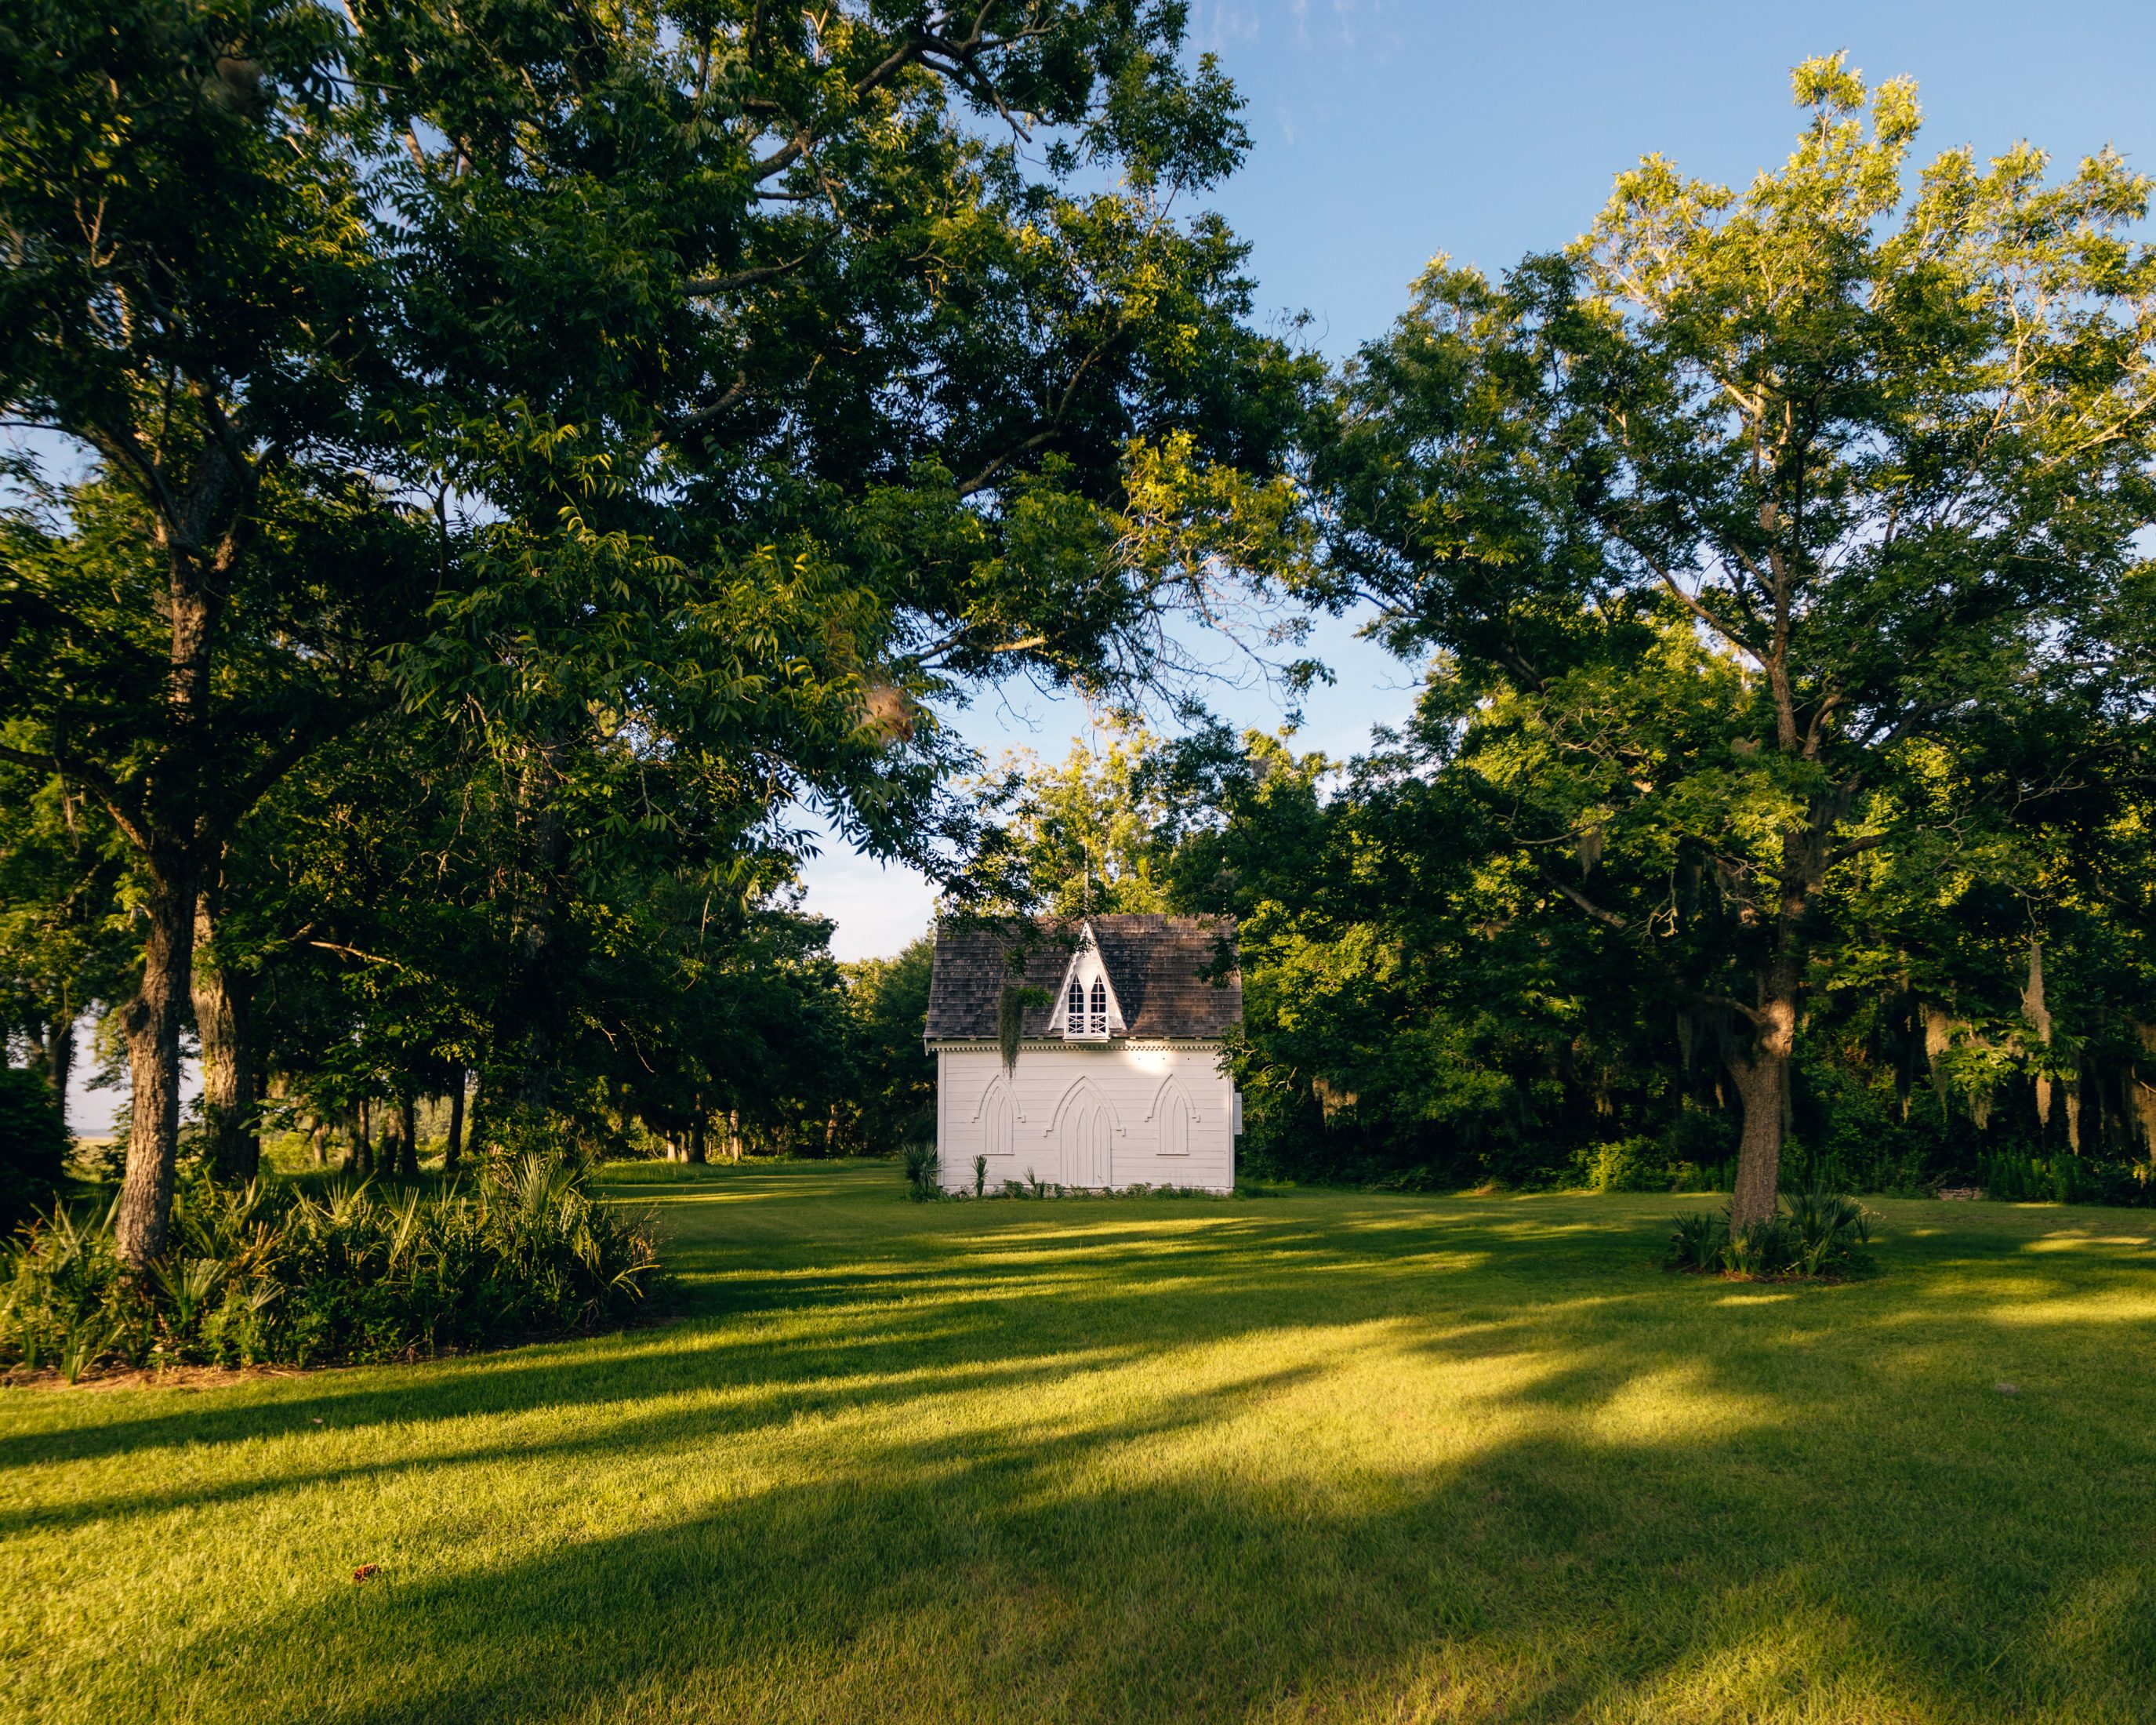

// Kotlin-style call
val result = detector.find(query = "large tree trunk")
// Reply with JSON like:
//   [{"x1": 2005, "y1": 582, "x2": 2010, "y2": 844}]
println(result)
[
  {"x1": 31, "y1": 1008, "x2": 76, "y2": 1128},
  {"x1": 509, "y1": 735, "x2": 570, "y2": 1113},
  {"x1": 397, "y1": 1094, "x2": 419, "y2": 1177},
  {"x1": 114, "y1": 478, "x2": 238, "y2": 1266},
  {"x1": 192, "y1": 895, "x2": 260, "y2": 1184},
  {"x1": 1727, "y1": 990, "x2": 1797, "y2": 1230},
  {"x1": 444, "y1": 1077, "x2": 465, "y2": 1172},
  {"x1": 115, "y1": 860, "x2": 196, "y2": 1268},
  {"x1": 688, "y1": 1100, "x2": 707, "y2": 1164},
  {"x1": 377, "y1": 1097, "x2": 400, "y2": 1177}
]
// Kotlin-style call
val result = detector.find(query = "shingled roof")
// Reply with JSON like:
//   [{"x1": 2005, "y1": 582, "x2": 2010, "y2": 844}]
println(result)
[{"x1": 925, "y1": 915, "x2": 1240, "y2": 1042}]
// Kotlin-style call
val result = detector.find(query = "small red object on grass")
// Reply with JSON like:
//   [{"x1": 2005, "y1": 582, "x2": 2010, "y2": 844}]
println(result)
[{"x1": 352, "y1": 1564, "x2": 379, "y2": 1582}]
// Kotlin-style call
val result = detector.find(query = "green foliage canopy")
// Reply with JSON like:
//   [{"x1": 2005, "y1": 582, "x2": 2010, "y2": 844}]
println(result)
[
  {"x1": 1307, "y1": 57, "x2": 2156, "y2": 1221},
  {"x1": 0, "y1": 0, "x2": 1312, "y2": 1259}
]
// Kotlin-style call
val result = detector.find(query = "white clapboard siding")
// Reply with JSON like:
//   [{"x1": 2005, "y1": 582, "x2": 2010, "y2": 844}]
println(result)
[{"x1": 933, "y1": 1042, "x2": 1236, "y2": 1193}]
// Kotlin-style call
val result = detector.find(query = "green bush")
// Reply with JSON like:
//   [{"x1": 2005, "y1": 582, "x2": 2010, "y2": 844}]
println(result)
[
  {"x1": 0, "y1": 1153, "x2": 664, "y2": 1376},
  {"x1": 1576, "y1": 1135, "x2": 1671, "y2": 1193},
  {"x1": 900, "y1": 1142, "x2": 939, "y2": 1201},
  {"x1": 1780, "y1": 1184, "x2": 1872, "y2": 1275},
  {"x1": 0, "y1": 1066, "x2": 68, "y2": 1235},
  {"x1": 1664, "y1": 1184, "x2": 1875, "y2": 1280},
  {"x1": 1975, "y1": 1150, "x2": 2136, "y2": 1205},
  {"x1": 1668, "y1": 1208, "x2": 1727, "y2": 1270}
]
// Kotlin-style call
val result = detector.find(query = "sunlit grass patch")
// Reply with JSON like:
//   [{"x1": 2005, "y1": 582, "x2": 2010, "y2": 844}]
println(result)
[{"x1": 3, "y1": 1165, "x2": 2154, "y2": 1723}]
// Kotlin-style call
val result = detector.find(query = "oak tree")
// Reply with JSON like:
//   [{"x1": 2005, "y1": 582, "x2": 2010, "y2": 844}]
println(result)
[{"x1": 1313, "y1": 58, "x2": 2156, "y2": 1224}]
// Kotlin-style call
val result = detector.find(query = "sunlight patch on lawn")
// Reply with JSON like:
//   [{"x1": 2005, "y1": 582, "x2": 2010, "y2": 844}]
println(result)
[
  {"x1": 1981, "y1": 1295, "x2": 2156, "y2": 1327},
  {"x1": 1584, "y1": 1364, "x2": 1777, "y2": 1450},
  {"x1": 1618, "y1": 1601, "x2": 1928, "y2": 1725},
  {"x1": 2019, "y1": 1232, "x2": 2155, "y2": 1253}
]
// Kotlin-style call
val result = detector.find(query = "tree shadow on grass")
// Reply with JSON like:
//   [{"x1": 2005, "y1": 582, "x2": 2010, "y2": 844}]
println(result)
[
  {"x1": 16, "y1": 1186, "x2": 2156, "y2": 1722},
  {"x1": 0, "y1": 1199, "x2": 1574, "y2": 1475},
  {"x1": 74, "y1": 1299, "x2": 2156, "y2": 1725}
]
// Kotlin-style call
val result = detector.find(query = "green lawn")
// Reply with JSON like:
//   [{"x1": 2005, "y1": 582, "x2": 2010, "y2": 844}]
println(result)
[{"x1": 5, "y1": 1163, "x2": 2155, "y2": 1723}]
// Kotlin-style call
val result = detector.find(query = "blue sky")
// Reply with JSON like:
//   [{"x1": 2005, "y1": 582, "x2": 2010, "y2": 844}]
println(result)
[{"x1": 804, "y1": 1, "x2": 2156, "y2": 957}]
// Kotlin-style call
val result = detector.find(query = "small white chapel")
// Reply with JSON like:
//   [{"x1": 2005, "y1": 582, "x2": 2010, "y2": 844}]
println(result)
[{"x1": 924, "y1": 914, "x2": 1242, "y2": 1193}]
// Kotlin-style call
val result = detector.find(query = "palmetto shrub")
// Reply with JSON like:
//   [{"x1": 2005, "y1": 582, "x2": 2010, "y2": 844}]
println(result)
[
  {"x1": 0, "y1": 1153, "x2": 663, "y2": 1377},
  {"x1": 901, "y1": 1142, "x2": 940, "y2": 1201},
  {"x1": 1664, "y1": 1184, "x2": 1875, "y2": 1280},
  {"x1": 1667, "y1": 1208, "x2": 1727, "y2": 1272}
]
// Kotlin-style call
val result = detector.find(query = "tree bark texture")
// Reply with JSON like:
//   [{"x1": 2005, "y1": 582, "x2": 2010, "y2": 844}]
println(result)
[
  {"x1": 466, "y1": 1073, "x2": 487, "y2": 1160},
  {"x1": 115, "y1": 859, "x2": 196, "y2": 1269},
  {"x1": 1720, "y1": 801, "x2": 1838, "y2": 1229},
  {"x1": 386, "y1": 1094, "x2": 418, "y2": 1177},
  {"x1": 192, "y1": 895, "x2": 260, "y2": 1184},
  {"x1": 688, "y1": 1102, "x2": 706, "y2": 1164},
  {"x1": 114, "y1": 503, "x2": 230, "y2": 1264},
  {"x1": 445, "y1": 1078, "x2": 465, "y2": 1172},
  {"x1": 1727, "y1": 992, "x2": 1797, "y2": 1229}
]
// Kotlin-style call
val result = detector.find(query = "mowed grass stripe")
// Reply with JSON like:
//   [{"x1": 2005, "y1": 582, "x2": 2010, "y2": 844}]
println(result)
[{"x1": 4, "y1": 1160, "x2": 2154, "y2": 1723}]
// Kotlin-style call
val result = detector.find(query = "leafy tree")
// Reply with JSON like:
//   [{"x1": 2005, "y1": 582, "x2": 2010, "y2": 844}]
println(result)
[
  {"x1": 2, "y1": 0, "x2": 1311, "y2": 1260},
  {"x1": 0, "y1": 1064, "x2": 69, "y2": 1233},
  {"x1": 363, "y1": 0, "x2": 1317, "y2": 1128},
  {"x1": 1155, "y1": 724, "x2": 1681, "y2": 1188},
  {"x1": 0, "y1": 0, "x2": 430, "y2": 1250},
  {"x1": 0, "y1": 747, "x2": 134, "y2": 1123},
  {"x1": 965, "y1": 716, "x2": 1185, "y2": 916},
  {"x1": 1311, "y1": 58, "x2": 2156, "y2": 1223},
  {"x1": 844, "y1": 935, "x2": 936, "y2": 1153}
]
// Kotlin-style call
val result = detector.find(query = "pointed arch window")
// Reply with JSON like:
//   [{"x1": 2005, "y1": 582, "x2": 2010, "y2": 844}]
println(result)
[
  {"x1": 1047, "y1": 922, "x2": 1123, "y2": 1041},
  {"x1": 981, "y1": 1078, "x2": 1014, "y2": 1158},
  {"x1": 1152, "y1": 1077, "x2": 1194, "y2": 1157}
]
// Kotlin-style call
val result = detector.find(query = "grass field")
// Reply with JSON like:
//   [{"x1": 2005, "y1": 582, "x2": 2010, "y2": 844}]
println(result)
[{"x1": 5, "y1": 1162, "x2": 2155, "y2": 1723}]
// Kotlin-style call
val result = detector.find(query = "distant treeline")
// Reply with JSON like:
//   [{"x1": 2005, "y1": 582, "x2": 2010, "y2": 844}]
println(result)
[{"x1": 968, "y1": 710, "x2": 2156, "y2": 1205}]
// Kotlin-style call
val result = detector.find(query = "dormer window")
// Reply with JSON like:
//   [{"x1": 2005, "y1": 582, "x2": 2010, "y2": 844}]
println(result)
[{"x1": 1047, "y1": 922, "x2": 1124, "y2": 1041}]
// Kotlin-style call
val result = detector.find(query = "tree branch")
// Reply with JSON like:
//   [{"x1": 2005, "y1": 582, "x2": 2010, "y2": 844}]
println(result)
[
  {"x1": 671, "y1": 374, "x2": 752, "y2": 435},
  {"x1": 307, "y1": 939, "x2": 416, "y2": 972},
  {"x1": 216, "y1": 696, "x2": 386, "y2": 840},
  {"x1": 956, "y1": 428, "x2": 1058, "y2": 499},
  {"x1": 0, "y1": 741, "x2": 151, "y2": 850},
  {"x1": 1543, "y1": 870, "x2": 1629, "y2": 931},
  {"x1": 752, "y1": 33, "x2": 934, "y2": 183},
  {"x1": 1824, "y1": 832, "x2": 1887, "y2": 867},
  {"x1": 684, "y1": 248, "x2": 820, "y2": 296}
]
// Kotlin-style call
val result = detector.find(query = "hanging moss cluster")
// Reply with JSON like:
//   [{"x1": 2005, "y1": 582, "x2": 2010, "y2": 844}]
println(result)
[{"x1": 997, "y1": 987, "x2": 1051, "y2": 1077}]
